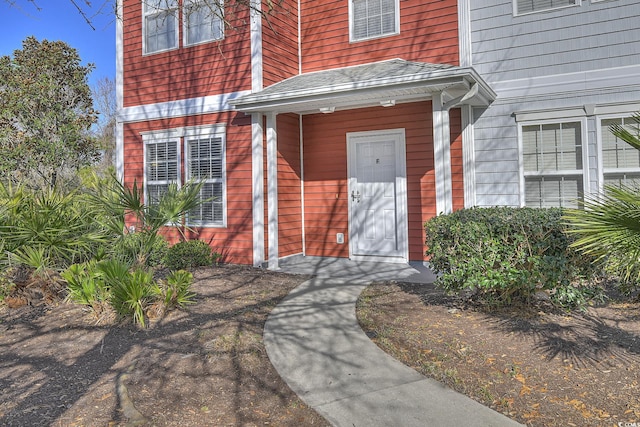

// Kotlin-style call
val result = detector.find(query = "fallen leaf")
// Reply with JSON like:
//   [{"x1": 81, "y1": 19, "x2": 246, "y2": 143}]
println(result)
[{"x1": 520, "y1": 385, "x2": 532, "y2": 396}]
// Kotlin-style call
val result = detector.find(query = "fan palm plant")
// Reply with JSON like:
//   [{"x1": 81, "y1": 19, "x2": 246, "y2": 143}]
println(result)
[
  {"x1": 565, "y1": 112, "x2": 640, "y2": 287},
  {"x1": 84, "y1": 173, "x2": 206, "y2": 266}
]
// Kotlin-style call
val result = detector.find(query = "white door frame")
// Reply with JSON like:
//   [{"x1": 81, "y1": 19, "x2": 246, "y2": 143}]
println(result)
[{"x1": 346, "y1": 128, "x2": 409, "y2": 263}]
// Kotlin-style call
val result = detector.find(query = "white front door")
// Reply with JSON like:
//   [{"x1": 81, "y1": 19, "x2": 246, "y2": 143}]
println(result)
[{"x1": 348, "y1": 129, "x2": 407, "y2": 261}]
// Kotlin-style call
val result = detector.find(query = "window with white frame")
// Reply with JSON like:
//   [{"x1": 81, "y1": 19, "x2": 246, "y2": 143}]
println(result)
[
  {"x1": 601, "y1": 116, "x2": 640, "y2": 188},
  {"x1": 185, "y1": 127, "x2": 226, "y2": 226},
  {"x1": 514, "y1": 0, "x2": 578, "y2": 15},
  {"x1": 351, "y1": 0, "x2": 399, "y2": 42},
  {"x1": 143, "y1": 0, "x2": 179, "y2": 54},
  {"x1": 143, "y1": 126, "x2": 226, "y2": 227},
  {"x1": 145, "y1": 135, "x2": 180, "y2": 204},
  {"x1": 522, "y1": 121, "x2": 585, "y2": 208},
  {"x1": 184, "y1": 0, "x2": 224, "y2": 46}
]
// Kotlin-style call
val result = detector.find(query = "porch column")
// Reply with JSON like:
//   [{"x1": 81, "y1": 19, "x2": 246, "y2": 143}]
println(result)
[
  {"x1": 251, "y1": 113, "x2": 265, "y2": 267},
  {"x1": 432, "y1": 92, "x2": 453, "y2": 214},
  {"x1": 461, "y1": 104, "x2": 476, "y2": 208},
  {"x1": 266, "y1": 112, "x2": 279, "y2": 270}
]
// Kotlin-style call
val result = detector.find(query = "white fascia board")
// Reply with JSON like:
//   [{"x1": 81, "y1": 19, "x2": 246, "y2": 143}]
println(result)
[
  {"x1": 119, "y1": 91, "x2": 252, "y2": 123},
  {"x1": 231, "y1": 68, "x2": 496, "y2": 113},
  {"x1": 493, "y1": 64, "x2": 640, "y2": 100}
]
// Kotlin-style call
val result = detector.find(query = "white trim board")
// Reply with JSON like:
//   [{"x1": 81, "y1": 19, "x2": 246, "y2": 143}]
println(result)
[
  {"x1": 492, "y1": 64, "x2": 640, "y2": 100},
  {"x1": 119, "y1": 91, "x2": 252, "y2": 123}
]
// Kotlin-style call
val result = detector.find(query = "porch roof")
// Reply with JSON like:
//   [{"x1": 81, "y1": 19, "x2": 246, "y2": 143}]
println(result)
[{"x1": 230, "y1": 59, "x2": 496, "y2": 114}]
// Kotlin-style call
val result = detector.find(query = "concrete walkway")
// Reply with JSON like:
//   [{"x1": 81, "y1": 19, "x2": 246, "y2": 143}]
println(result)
[{"x1": 264, "y1": 256, "x2": 524, "y2": 427}]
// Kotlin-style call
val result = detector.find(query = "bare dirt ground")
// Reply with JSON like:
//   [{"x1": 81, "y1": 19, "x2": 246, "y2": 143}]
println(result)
[
  {"x1": 357, "y1": 281, "x2": 640, "y2": 427},
  {"x1": 0, "y1": 265, "x2": 328, "y2": 427}
]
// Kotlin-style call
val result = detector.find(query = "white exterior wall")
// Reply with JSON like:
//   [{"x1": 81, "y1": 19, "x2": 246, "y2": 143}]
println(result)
[{"x1": 470, "y1": 0, "x2": 640, "y2": 207}]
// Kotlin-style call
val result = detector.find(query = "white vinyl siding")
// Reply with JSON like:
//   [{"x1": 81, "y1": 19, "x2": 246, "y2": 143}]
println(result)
[
  {"x1": 184, "y1": 0, "x2": 224, "y2": 46},
  {"x1": 186, "y1": 135, "x2": 225, "y2": 225},
  {"x1": 514, "y1": 0, "x2": 578, "y2": 15},
  {"x1": 145, "y1": 139, "x2": 179, "y2": 204},
  {"x1": 143, "y1": 0, "x2": 179, "y2": 54},
  {"x1": 351, "y1": 0, "x2": 399, "y2": 42},
  {"x1": 601, "y1": 116, "x2": 640, "y2": 187},
  {"x1": 522, "y1": 121, "x2": 584, "y2": 208}
]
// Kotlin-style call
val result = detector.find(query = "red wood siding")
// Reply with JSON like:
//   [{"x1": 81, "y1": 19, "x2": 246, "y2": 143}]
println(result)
[
  {"x1": 262, "y1": 2, "x2": 300, "y2": 87},
  {"x1": 275, "y1": 114, "x2": 303, "y2": 257},
  {"x1": 122, "y1": 2, "x2": 252, "y2": 108},
  {"x1": 300, "y1": 0, "x2": 459, "y2": 73},
  {"x1": 123, "y1": 111, "x2": 255, "y2": 265},
  {"x1": 302, "y1": 102, "x2": 463, "y2": 262}
]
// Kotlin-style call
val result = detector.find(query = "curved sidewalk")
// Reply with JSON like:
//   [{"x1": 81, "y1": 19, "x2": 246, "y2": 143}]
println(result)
[{"x1": 264, "y1": 256, "x2": 523, "y2": 427}]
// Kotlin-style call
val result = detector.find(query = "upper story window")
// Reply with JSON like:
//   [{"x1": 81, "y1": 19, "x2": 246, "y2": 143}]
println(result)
[
  {"x1": 143, "y1": 0, "x2": 224, "y2": 55},
  {"x1": 143, "y1": 0, "x2": 179, "y2": 54},
  {"x1": 184, "y1": 0, "x2": 224, "y2": 46},
  {"x1": 514, "y1": 0, "x2": 578, "y2": 15},
  {"x1": 350, "y1": 0, "x2": 399, "y2": 42},
  {"x1": 521, "y1": 120, "x2": 586, "y2": 208}
]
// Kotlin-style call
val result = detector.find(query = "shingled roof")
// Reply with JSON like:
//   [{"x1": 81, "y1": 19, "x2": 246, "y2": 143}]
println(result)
[{"x1": 231, "y1": 59, "x2": 495, "y2": 114}]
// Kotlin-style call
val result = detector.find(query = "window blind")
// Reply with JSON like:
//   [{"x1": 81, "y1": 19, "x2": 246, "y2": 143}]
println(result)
[{"x1": 516, "y1": 0, "x2": 576, "y2": 14}]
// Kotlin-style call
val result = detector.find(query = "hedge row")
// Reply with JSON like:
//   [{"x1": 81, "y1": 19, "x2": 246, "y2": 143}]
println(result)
[{"x1": 424, "y1": 207, "x2": 601, "y2": 309}]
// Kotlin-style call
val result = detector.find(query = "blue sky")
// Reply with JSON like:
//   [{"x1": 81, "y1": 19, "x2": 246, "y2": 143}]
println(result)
[{"x1": 0, "y1": 1, "x2": 116, "y2": 87}]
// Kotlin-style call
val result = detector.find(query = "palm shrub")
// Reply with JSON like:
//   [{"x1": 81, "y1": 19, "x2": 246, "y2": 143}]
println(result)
[
  {"x1": 153, "y1": 269, "x2": 196, "y2": 310},
  {"x1": 565, "y1": 112, "x2": 640, "y2": 295},
  {"x1": 0, "y1": 182, "x2": 107, "y2": 271},
  {"x1": 61, "y1": 261, "x2": 108, "y2": 307},
  {"x1": 85, "y1": 173, "x2": 205, "y2": 267},
  {"x1": 98, "y1": 259, "x2": 154, "y2": 327}
]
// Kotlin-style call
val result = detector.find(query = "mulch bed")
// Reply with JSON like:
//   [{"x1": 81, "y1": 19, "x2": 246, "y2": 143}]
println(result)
[
  {"x1": 0, "y1": 265, "x2": 328, "y2": 427},
  {"x1": 357, "y1": 282, "x2": 640, "y2": 427}
]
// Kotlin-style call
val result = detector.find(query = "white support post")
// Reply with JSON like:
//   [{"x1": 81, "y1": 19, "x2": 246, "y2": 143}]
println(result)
[
  {"x1": 432, "y1": 92, "x2": 453, "y2": 214},
  {"x1": 250, "y1": 0, "x2": 263, "y2": 93},
  {"x1": 266, "y1": 113, "x2": 279, "y2": 270},
  {"x1": 115, "y1": 0, "x2": 124, "y2": 182},
  {"x1": 461, "y1": 104, "x2": 476, "y2": 208},
  {"x1": 252, "y1": 113, "x2": 265, "y2": 267}
]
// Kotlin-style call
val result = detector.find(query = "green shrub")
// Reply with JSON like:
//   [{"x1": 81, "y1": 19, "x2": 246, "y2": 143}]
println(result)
[
  {"x1": 164, "y1": 240, "x2": 217, "y2": 271},
  {"x1": 425, "y1": 207, "x2": 600, "y2": 309},
  {"x1": 113, "y1": 231, "x2": 169, "y2": 267}
]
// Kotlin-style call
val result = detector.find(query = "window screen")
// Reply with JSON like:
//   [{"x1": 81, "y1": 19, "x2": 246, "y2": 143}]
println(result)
[
  {"x1": 187, "y1": 136, "x2": 225, "y2": 225},
  {"x1": 144, "y1": 0, "x2": 179, "y2": 53},
  {"x1": 146, "y1": 140, "x2": 179, "y2": 204},
  {"x1": 352, "y1": 0, "x2": 397, "y2": 41},
  {"x1": 184, "y1": 0, "x2": 224, "y2": 46},
  {"x1": 522, "y1": 121, "x2": 584, "y2": 207}
]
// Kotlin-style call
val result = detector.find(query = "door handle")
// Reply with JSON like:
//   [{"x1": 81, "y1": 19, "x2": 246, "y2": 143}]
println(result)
[{"x1": 351, "y1": 190, "x2": 361, "y2": 202}]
